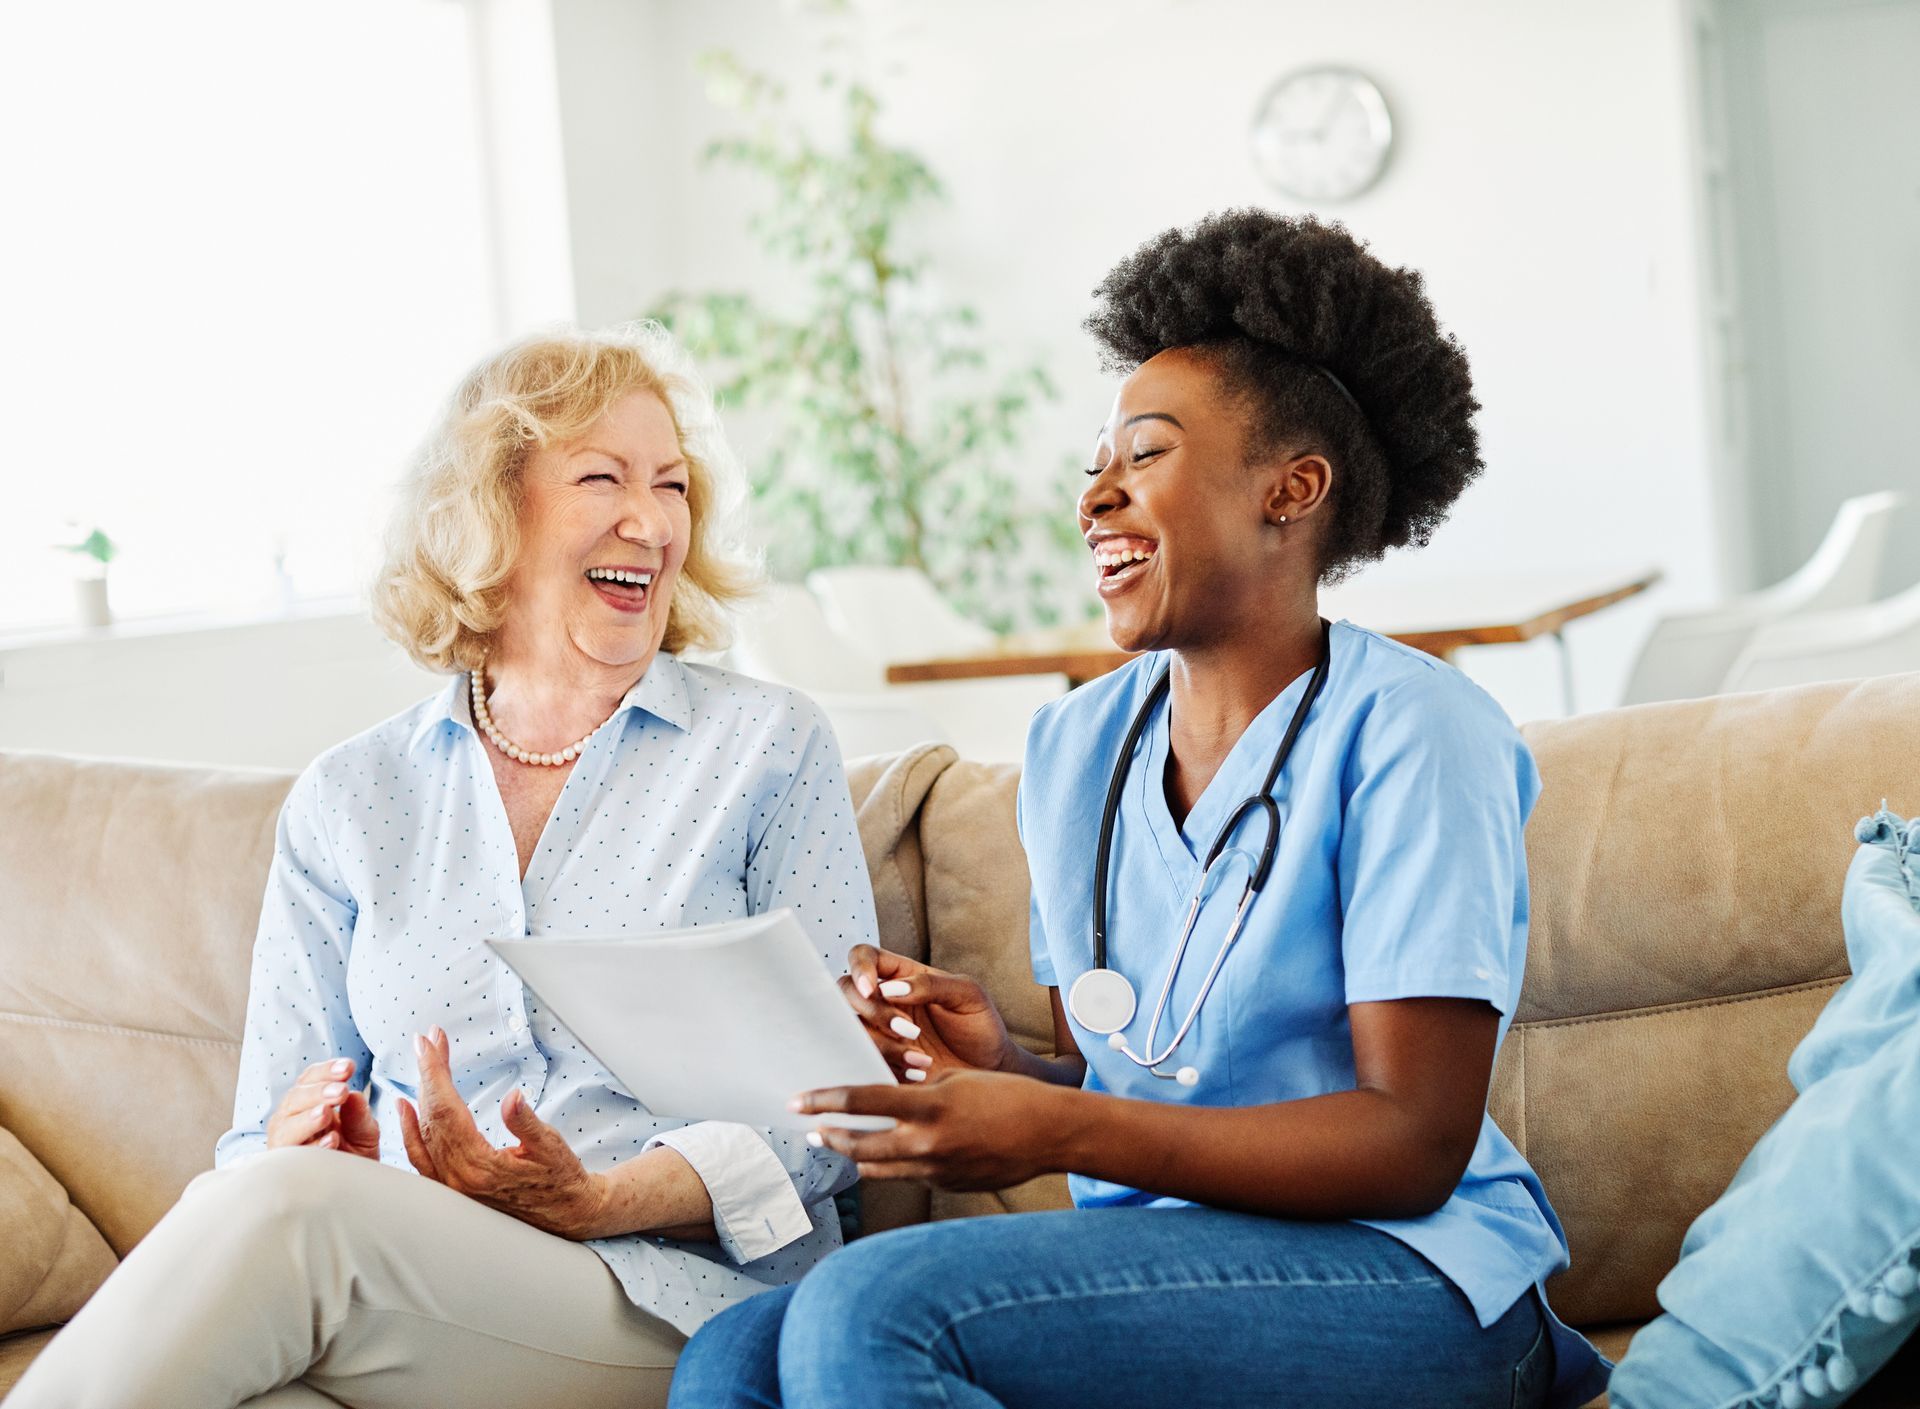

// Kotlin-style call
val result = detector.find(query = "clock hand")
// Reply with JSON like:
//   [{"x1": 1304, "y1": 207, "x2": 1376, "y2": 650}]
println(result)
[{"x1": 1315, "y1": 87, "x2": 1346, "y2": 138}]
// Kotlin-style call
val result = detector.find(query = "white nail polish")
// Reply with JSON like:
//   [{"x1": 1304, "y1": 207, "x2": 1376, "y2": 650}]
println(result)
[
  {"x1": 889, "y1": 1015, "x2": 921, "y2": 1040},
  {"x1": 855, "y1": 975, "x2": 875, "y2": 999},
  {"x1": 905, "y1": 1068, "x2": 927, "y2": 1082},
  {"x1": 879, "y1": 980, "x2": 911, "y2": 998},
  {"x1": 805, "y1": 1131, "x2": 824, "y2": 1147}
]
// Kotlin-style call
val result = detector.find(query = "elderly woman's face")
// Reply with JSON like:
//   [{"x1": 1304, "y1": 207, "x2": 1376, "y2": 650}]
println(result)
[{"x1": 508, "y1": 390, "x2": 692, "y2": 669}]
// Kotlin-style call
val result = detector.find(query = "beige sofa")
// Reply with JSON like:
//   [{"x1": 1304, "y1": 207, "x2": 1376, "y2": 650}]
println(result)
[{"x1": 5, "y1": 672, "x2": 1920, "y2": 1405}]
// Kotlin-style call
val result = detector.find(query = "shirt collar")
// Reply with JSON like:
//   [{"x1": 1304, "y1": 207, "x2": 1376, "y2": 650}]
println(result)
[
  {"x1": 407, "y1": 674, "x2": 470, "y2": 755},
  {"x1": 617, "y1": 652, "x2": 693, "y2": 733},
  {"x1": 407, "y1": 653, "x2": 693, "y2": 756}
]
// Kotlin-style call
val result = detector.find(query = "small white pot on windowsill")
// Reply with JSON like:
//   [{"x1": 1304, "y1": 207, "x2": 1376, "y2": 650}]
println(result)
[
  {"x1": 59, "y1": 529, "x2": 119, "y2": 630},
  {"x1": 74, "y1": 575, "x2": 111, "y2": 629}
]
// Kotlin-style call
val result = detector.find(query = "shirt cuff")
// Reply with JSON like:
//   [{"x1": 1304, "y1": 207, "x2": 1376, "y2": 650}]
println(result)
[{"x1": 643, "y1": 1122, "x2": 815, "y2": 1265}]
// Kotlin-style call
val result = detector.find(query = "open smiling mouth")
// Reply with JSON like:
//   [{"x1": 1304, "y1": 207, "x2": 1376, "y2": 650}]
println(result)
[
  {"x1": 585, "y1": 566, "x2": 654, "y2": 613},
  {"x1": 1093, "y1": 545, "x2": 1158, "y2": 593}
]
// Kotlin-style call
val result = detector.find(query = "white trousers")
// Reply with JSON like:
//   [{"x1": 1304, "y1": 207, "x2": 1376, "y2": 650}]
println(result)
[{"x1": 9, "y1": 1147, "x2": 685, "y2": 1409}]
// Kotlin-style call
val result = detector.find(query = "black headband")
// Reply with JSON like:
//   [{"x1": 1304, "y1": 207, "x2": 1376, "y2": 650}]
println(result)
[{"x1": 1314, "y1": 364, "x2": 1365, "y2": 423}]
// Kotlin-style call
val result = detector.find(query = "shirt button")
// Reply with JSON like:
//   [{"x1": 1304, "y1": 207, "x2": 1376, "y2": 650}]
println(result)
[
  {"x1": 509, "y1": 1013, "x2": 528, "y2": 1034},
  {"x1": 1473, "y1": 967, "x2": 1493, "y2": 981}
]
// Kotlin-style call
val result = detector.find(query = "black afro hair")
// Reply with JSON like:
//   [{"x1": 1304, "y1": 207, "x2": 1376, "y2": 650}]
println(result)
[{"x1": 1084, "y1": 209, "x2": 1482, "y2": 583}]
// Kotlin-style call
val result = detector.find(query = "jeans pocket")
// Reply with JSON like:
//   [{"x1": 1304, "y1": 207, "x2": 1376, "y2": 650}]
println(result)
[{"x1": 1509, "y1": 1309, "x2": 1553, "y2": 1409}]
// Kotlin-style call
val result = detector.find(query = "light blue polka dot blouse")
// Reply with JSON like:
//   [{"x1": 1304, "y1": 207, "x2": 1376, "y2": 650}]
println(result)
[{"x1": 214, "y1": 653, "x2": 880, "y2": 1336}]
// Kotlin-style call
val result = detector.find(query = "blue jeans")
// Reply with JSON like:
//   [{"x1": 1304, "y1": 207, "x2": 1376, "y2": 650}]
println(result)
[{"x1": 668, "y1": 1207, "x2": 1553, "y2": 1409}]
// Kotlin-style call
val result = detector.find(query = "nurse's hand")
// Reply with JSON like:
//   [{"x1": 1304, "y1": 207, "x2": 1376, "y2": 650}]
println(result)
[
  {"x1": 791, "y1": 1071, "x2": 1066, "y2": 1190},
  {"x1": 839, "y1": 945, "x2": 1018, "y2": 1081},
  {"x1": 266, "y1": 1057, "x2": 381, "y2": 1159},
  {"x1": 398, "y1": 1027, "x2": 609, "y2": 1241}
]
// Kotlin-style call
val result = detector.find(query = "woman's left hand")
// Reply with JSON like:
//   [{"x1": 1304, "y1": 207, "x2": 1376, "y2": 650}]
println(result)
[
  {"x1": 791, "y1": 1071, "x2": 1073, "y2": 1191},
  {"x1": 399, "y1": 1027, "x2": 609, "y2": 1240}
]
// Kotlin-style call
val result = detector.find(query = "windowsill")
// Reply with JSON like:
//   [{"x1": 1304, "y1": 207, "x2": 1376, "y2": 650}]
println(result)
[{"x1": 0, "y1": 595, "x2": 366, "y2": 654}]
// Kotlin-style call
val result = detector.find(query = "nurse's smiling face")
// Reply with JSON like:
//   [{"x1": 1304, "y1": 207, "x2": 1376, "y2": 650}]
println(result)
[{"x1": 1080, "y1": 347, "x2": 1329, "y2": 655}]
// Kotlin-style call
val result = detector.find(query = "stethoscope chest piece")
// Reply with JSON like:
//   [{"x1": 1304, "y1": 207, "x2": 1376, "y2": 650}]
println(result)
[{"x1": 1068, "y1": 967, "x2": 1137, "y2": 1035}]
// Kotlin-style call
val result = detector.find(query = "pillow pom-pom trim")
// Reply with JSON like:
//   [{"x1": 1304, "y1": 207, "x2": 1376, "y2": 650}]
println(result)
[
  {"x1": 1733, "y1": 1240, "x2": 1920, "y2": 1408},
  {"x1": 1854, "y1": 803, "x2": 1920, "y2": 906},
  {"x1": 1856, "y1": 808, "x2": 1898, "y2": 846}
]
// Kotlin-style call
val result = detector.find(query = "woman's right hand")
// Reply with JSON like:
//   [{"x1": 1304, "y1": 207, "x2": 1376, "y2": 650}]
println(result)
[
  {"x1": 839, "y1": 946, "x2": 1018, "y2": 1082},
  {"x1": 266, "y1": 1057, "x2": 382, "y2": 1158}
]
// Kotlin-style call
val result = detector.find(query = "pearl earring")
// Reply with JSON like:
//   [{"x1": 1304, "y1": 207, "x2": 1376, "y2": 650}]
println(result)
[{"x1": 1278, "y1": 515, "x2": 1290, "y2": 525}]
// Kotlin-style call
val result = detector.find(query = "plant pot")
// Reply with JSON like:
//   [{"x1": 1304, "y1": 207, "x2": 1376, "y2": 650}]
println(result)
[{"x1": 74, "y1": 576, "x2": 111, "y2": 629}]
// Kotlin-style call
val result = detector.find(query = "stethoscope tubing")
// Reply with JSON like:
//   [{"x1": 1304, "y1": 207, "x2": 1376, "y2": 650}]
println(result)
[{"x1": 1082, "y1": 618, "x2": 1333, "y2": 1077}]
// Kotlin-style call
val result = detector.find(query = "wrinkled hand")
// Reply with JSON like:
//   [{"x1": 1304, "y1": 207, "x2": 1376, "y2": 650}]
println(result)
[
  {"x1": 838, "y1": 945, "x2": 1018, "y2": 1082},
  {"x1": 791, "y1": 1070, "x2": 1069, "y2": 1190},
  {"x1": 398, "y1": 1027, "x2": 608, "y2": 1240},
  {"x1": 266, "y1": 1057, "x2": 381, "y2": 1159}
]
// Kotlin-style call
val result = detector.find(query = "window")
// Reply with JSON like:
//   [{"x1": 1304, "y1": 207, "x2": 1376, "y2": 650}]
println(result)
[{"x1": 0, "y1": 1, "x2": 503, "y2": 631}]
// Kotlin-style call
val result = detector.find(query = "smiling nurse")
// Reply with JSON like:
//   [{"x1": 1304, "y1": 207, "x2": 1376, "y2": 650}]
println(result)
[{"x1": 668, "y1": 210, "x2": 1612, "y2": 1409}]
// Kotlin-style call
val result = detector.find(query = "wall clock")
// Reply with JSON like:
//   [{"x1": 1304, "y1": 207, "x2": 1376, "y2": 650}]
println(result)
[{"x1": 1250, "y1": 66, "x2": 1394, "y2": 202}]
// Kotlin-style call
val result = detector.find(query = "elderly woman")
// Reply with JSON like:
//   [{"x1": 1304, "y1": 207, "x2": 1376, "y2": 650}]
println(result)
[{"x1": 12, "y1": 325, "x2": 877, "y2": 1409}]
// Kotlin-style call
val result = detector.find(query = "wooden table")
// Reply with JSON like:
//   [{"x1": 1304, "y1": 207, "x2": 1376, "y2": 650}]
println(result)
[{"x1": 885, "y1": 566, "x2": 1663, "y2": 711}]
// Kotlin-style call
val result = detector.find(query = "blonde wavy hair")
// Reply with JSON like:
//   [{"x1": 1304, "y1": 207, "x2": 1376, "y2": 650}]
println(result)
[{"x1": 372, "y1": 323, "x2": 760, "y2": 673}]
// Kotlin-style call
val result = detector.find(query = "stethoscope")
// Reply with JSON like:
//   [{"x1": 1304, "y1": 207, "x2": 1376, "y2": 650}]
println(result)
[{"x1": 1068, "y1": 618, "x2": 1332, "y2": 1087}]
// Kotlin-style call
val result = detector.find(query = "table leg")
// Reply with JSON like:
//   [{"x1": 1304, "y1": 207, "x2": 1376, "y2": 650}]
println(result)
[{"x1": 1553, "y1": 628, "x2": 1576, "y2": 716}]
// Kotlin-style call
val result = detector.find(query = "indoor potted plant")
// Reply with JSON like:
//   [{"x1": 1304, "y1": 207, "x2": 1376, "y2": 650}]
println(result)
[{"x1": 60, "y1": 527, "x2": 118, "y2": 629}]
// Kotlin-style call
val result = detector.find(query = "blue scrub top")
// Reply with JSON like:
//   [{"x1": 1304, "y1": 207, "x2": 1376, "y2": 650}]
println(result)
[{"x1": 1019, "y1": 620, "x2": 1609, "y2": 1408}]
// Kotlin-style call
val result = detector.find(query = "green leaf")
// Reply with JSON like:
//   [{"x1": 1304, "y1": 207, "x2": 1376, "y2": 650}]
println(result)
[{"x1": 58, "y1": 528, "x2": 117, "y2": 565}]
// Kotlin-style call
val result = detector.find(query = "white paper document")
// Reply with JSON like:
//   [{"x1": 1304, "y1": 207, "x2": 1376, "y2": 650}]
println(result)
[{"x1": 487, "y1": 908, "x2": 898, "y2": 1131}]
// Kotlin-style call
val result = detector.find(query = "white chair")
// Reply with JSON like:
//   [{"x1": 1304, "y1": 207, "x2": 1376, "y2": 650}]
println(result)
[
  {"x1": 806, "y1": 565, "x2": 1000, "y2": 658},
  {"x1": 807, "y1": 566, "x2": 1068, "y2": 763},
  {"x1": 1720, "y1": 579, "x2": 1920, "y2": 694},
  {"x1": 725, "y1": 584, "x2": 952, "y2": 760},
  {"x1": 1619, "y1": 491, "x2": 1906, "y2": 705}
]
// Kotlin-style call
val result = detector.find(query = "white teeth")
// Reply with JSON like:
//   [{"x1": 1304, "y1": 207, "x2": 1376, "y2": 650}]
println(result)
[
  {"x1": 587, "y1": 568, "x2": 653, "y2": 586},
  {"x1": 1092, "y1": 545, "x2": 1157, "y2": 568}
]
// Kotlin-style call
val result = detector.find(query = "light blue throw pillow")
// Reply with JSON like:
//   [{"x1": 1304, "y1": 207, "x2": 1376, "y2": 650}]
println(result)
[{"x1": 1610, "y1": 805, "x2": 1920, "y2": 1408}]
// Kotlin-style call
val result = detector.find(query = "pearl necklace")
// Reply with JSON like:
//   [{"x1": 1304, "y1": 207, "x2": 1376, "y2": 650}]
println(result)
[{"x1": 469, "y1": 655, "x2": 617, "y2": 767}]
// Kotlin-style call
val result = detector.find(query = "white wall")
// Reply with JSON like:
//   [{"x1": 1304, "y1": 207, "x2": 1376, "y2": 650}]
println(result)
[
  {"x1": 1714, "y1": 0, "x2": 1920, "y2": 597},
  {"x1": 552, "y1": 0, "x2": 1721, "y2": 723},
  {"x1": 549, "y1": 0, "x2": 675, "y2": 332}
]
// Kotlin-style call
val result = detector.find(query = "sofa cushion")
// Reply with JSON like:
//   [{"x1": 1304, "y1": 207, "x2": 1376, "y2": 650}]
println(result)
[
  {"x1": 0, "y1": 1328, "x2": 60, "y2": 1398},
  {"x1": 845, "y1": 744, "x2": 954, "y2": 966},
  {"x1": 845, "y1": 744, "x2": 956, "y2": 1237},
  {"x1": 0, "y1": 1126, "x2": 116, "y2": 1335},
  {"x1": 1512, "y1": 677, "x2": 1911, "y2": 1024},
  {"x1": 1503, "y1": 673, "x2": 1920, "y2": 1321},
  {"x1": 1486, "y1": 979, "x2": 1836, "y2": 1326},
  {"x1": 1607, "y1": 812, "x2": 1920, "y2": 1407},
  {"x1": 0, "y1": 752, "x2": 292, "y2": 1253},
  {"x1": 917, "y1": 761, "x2": 1055, "y2": 1056},
  {"x1": 901, "y1": 759, "x2": 1078, "y2": 1225}
]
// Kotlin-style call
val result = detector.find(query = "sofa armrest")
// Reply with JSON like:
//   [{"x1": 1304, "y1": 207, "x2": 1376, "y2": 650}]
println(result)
[{"x1": 0, "y1": 1124, "x2": 117, "y2": 1335}]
